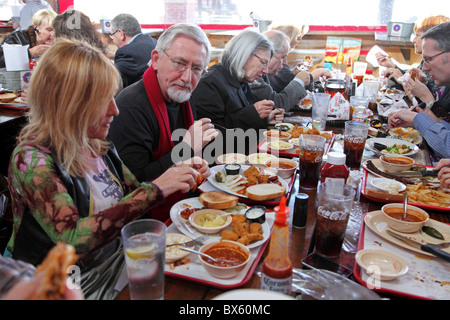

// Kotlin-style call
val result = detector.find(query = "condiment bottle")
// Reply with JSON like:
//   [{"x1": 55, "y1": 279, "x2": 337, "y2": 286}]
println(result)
[
  {"x1": 346, "y1": 57, "x2": 352, "y2": 76},
  {"x1": 261, "y1": 197, "x2": 292, "y2": 295},
  {"x1": 320, "y1": 152, "x2": 349, "y2": 195},
  {"x1": 337, "y1": 40, "x2": 344, "y2": 65},
  {"x1": 352, "y1": 106, "x2": 369, "y2": 123}
]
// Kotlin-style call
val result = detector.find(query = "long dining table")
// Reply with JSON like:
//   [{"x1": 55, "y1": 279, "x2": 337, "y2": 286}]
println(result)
[{"x1": 115, "y1": 111, "x2": 449, "y2": 301}]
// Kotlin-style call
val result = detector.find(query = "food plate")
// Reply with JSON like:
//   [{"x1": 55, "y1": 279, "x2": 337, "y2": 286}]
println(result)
[
  {"x1": 388, "y1": 127, "x2": 423, "y2": 145},
  {"x1": 353, "y1": 211, "x2": 450, "y2": 300},
  {"x1": 0, "y1": 101, "x2": 28, "y2": 110},
  {"x1": 169, "y1": 197, "x2": 272, "y2": 250},
  {"x1": 361, "y1": 166, "x2": 450, "y2": 212},
  {"x1": 366, "y1": 138, "x2": 419, "y2": 156},
  {"x1": 258, "y1": 132, "x2": 335, "y2": 158},
  {"x1": 364, "y1": 210, "x2": 450, "y2": 257},
  {"x1": 207, "y1": 165, "x2": 289, "y2": 200}
]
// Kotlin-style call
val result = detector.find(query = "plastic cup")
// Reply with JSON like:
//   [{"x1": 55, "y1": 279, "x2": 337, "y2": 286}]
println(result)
[
  {"x1": 311, "y1": 93, "x2": 331, "y2": 131},
  {"x1": 343, "y1": 121, "x2": 369, "y2": 170},
  {"x1": 314, "y1": 183, "x2": 356, "y2": 258},
  {"x1": 349, "y1": 96, "x2": 369, "y2": 119},
  {"x1": 298, "y1": 134, "x2": 327, "y2": 189},
  {"x1": 121, "y1": 219, "x2": 167, "y2": 300}
]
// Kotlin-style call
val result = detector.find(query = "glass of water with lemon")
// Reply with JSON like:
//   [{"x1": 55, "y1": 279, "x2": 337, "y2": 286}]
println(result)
[{"x1": 121, "y1": 219, "x2": 167, "y2": 300}]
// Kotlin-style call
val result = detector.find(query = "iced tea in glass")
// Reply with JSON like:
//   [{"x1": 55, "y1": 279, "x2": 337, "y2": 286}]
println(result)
[
  {"x1": 343, "y1": 121, "x2": 369, "y2": 170},
  {"x1": 299, "y1": 134, "x2": 326, "y2": 189}
]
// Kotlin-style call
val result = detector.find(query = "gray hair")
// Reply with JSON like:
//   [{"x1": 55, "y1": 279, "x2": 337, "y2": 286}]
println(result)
[
  {"x1": 111, "y1": 13, "x2": 142, "y2": 37},
  {"x1": 421, "y1": 21, "x2": 450, "y2": 52},
  {"x1": 264, "y1": 30, "x2": 290, "y2": 56},
  {"x1": 221, "y1": 29, "x2": 273, "y2": 81},
  {"x1": 155, "y1": 23, "x2": 211, "y2": 67}
]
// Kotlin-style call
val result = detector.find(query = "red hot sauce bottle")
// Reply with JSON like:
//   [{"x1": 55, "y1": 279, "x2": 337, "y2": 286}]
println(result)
[{"x1": 261, "y1": 197, "x2": 292, "y2": 295}]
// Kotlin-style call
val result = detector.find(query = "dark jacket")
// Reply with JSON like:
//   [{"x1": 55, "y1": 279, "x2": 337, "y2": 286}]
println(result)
[
  {"x1": 0, "y1": 26, "x2": 36, "y2": 68},
  {"x1": 192, "y1": 63, "x2": 269, "y2": 155},
  {"x1": 114, "y1": 33, "x2": 157, "y2": 87}
]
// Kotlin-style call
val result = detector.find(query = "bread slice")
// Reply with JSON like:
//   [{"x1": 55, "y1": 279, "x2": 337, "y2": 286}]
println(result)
[
  {"x1": 0, "y1": 92, "x2": 18, "y2": 103},
  {"x1": 246, "y1": 183, "x2": 286, "y2": 201},
  {"x1": 199, "y1": 191, "x2": 239, "y2": 209}
]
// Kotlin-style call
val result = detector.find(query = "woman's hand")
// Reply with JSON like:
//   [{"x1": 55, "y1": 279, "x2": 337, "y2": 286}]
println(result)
[
  {"x1": 254, "y1": 100, "x2": 275, "y2": 119},
  {"x1": 29, "y1": 44, "x2": 51, "y2": 58},
  {"x1": 152, "y1": 166, "x2": 201, "y2": 197},
  {"x1": 376, "y1": 52, "x2": 395, "y2": 68},
  {"x1": 268, "y1": 108, "x2": 284, "y2": 124}
]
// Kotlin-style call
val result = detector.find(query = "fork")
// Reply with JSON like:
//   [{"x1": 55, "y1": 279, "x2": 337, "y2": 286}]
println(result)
[{"x1": 166, "y1": 235, "x2": 207, "y2": 248}]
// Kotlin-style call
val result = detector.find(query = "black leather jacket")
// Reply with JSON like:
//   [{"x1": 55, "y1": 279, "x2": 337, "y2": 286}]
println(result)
[{"x1": 0, "y1": 26, "x2": 36, "y2": 68}]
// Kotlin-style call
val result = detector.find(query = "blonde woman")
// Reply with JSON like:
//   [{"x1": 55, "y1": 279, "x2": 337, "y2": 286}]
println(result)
[
  {"x1": 5, "y1": 38, "x2": 208, "y2": 299},
  {"x1": 0, "y1": 9, "x2": 56, "y2": 68}
]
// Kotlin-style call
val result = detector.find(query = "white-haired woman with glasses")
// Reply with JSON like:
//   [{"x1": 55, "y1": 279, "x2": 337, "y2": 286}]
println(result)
[{"x1": 192, "y1": 28, "x2": 284, "y2": 153}]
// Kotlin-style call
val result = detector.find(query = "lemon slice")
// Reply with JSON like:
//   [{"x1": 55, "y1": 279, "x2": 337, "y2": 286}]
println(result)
[{"x1": 125, "y1": 243, "x2": 156, "y2": 260}]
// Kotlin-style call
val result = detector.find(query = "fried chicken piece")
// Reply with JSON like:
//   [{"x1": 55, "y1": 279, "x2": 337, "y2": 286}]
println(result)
[
  {"x1": 249, "y1": 222, "x2": 262, "y2": 234},
  {"x1": 258, "y1": 174, "x2": 270, "y2": 183},
  {"x1": 221, "y1": 229, "x2": 240, "y2": 241},
  {"x1": 237, "y1": 233, "x2": 264, "y2": 245},
  {"x1": 247, "y1": 175, "x2": 259, "y2": 186},
  {"x1": 243, "y1": 166, "x2": 259, "y2": 178},
  {"x1": 234, "y1": 222, "x2": 249, "y2": 237},
  {"x1": 231, "y1": 214, "x2": 247, "y2": 227}
]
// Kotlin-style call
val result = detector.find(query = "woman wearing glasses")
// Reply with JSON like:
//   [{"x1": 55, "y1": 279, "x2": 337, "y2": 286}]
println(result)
[{"x1": 192, "y1": 28, "x2": 284, "y2": 154}]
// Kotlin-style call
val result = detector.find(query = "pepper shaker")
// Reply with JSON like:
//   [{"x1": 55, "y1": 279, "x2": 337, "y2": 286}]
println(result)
[{"x1": 293, "y1": 193, "x2": 309, "y2": 228}]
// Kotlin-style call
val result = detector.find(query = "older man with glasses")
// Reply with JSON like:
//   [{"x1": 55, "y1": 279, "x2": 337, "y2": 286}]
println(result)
[
  {"x1": 388, "y1": 21, "x2": 450, "y2": 159},
  {"x1": 109, "y1": 24, "x2": 218, "y2": 221}
]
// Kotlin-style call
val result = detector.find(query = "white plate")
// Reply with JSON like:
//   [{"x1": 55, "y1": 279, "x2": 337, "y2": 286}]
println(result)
[
  {"x1": 169, "y1": 197, "x2": 272, "y2": 249},
  {"x1": 370, "y1": 177, "x2": 406, "y2": 193},
  {"x1": 208, "y1": 165, "x2": 289, "y2": 200},
  {"x1": 366, "y1": 138, "x2": 419, "y2": 156},
  {"x1": 364, "y1": 210, "x2": 450, "y2": 257}
]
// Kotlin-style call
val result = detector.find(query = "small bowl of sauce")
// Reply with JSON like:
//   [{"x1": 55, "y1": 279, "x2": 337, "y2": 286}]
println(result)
[
  {"x1": 199, "y1": 240, "x2": 251, "y2": 279},
  {"x1": 381, "y1": 203, "x2": 429, "y2": 233},
  {"x1": 245, "y1": 205, "x2": 266, "y2": 224}
]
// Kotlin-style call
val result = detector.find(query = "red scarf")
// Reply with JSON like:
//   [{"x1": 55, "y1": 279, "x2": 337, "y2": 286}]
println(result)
[{"x1": 142, "y1": 65, "x2": 195, "y2": 222}]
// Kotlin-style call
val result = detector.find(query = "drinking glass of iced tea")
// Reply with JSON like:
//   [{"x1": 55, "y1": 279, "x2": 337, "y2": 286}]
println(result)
[
  {"x1": 343, "y1": 121, "x2": 369, "y2": 170},
  {"x1": 298, "y1": 134, "x2": 326, "y2": 189},
  {"x1": 314, "y1": 183, "x2": 355, "y2": 258}
]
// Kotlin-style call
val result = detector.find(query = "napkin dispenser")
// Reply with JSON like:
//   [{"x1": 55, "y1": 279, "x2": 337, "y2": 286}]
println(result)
[{"x1": 2, "y1": 44, "x2": 30, "y2": 71}]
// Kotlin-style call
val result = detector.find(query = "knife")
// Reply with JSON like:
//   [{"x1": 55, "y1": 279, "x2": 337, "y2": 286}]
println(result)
[
  {"x1": 392, "y1": 170, "x2": 439, "y2": 178},
  {"x1": 386, "y1": 230, "x2": 450, "y2": 263}
]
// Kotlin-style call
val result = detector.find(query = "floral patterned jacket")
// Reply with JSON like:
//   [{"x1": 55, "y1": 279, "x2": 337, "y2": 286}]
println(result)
[{"x1": 6, "y1": 143, "x2": 164, "y2": 266}]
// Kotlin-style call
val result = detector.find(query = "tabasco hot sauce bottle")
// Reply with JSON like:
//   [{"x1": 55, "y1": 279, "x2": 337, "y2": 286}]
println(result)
[{"x1": 261, "y1": 197, "x2": 292, "y2": 295}]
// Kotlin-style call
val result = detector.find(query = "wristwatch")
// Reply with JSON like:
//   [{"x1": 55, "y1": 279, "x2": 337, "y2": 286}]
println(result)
[{"x1": 425, "y1": 100, "x2": 435, "y2": 109}]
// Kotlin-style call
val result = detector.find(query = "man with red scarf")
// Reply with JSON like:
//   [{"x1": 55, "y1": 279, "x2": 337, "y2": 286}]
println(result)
[{"x1": 109, "y1": 24, "x2": 218, "y2": 221}]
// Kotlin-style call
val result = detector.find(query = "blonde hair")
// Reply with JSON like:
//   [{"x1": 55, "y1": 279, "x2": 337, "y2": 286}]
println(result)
[
  {"x1": 414, "y1": 15, "x2": 450, "y2": 34},
  {"x1": 32, "y1": 9, "x2": 57, "y2": 27},
  {"x1": 271, "y1": 24, "x2": 309, "y2": 46},
  {"x1": 19, "y1": 38, "x2": 122, "y2": 177}
]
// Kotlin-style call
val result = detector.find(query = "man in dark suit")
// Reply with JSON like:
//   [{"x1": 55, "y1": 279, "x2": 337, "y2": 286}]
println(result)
[{"x1": 111, "y1": 14, "x2": 157, "y2": 87}]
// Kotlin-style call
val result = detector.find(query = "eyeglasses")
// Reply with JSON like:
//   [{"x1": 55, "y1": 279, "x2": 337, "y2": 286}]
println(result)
[
  {"x1": 108, "y1": 29, "x2": 119, "y2": 39},
  {"x1": 163, "y1": 50, "x2": 207, "y2": 76},
  {"x1": 423, "y1": 51, "x2": 448, "y2": 65},
  {"x1": 253, "y1": 53, "x2": 269, "y2": 69}
]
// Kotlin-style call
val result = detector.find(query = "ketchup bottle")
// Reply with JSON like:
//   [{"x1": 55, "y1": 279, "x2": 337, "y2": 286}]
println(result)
[
  {"x1": 261, "y1": 197, "x2": 292, "y2": 295},
  {"x1": 320, "y1": 152, "x2": 349, "y2": 195}
]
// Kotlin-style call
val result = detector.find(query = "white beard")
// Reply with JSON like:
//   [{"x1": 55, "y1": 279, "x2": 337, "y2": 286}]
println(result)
[{"x1": 167, "y1": 82, "x2": 192, "y2": 103}]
